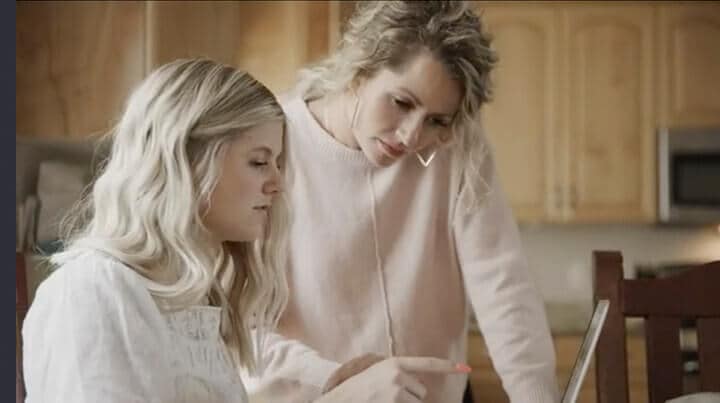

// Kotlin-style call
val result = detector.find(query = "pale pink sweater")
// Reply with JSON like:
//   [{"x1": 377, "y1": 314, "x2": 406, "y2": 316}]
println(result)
[{"x1": 244, "y1": 92, "x2": 560, "y2": 403}]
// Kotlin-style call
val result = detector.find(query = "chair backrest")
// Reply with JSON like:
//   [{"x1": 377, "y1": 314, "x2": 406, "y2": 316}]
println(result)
[{"x1": 592, "y1": 250, "x2": 720, "y2": 403}]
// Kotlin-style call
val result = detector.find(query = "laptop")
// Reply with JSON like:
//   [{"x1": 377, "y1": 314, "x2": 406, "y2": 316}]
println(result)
[{"x1": 560, "y1": 299, "x2": 611, "y2": 403}]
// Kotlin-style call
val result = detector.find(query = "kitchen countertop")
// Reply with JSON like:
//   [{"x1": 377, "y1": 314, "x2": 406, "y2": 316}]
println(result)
[
  {"x1": 545, "y1": 301, "x2": 595, "y2": 335},
  {"x1": 470, "y1": 301, "x2": 644, "y2": 336}
]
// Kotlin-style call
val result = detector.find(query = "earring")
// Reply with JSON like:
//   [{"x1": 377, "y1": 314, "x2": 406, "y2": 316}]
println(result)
[
  {"x1": 415, "y1": 150, "x2": 437, "y2": 167},
  {"x1": 398, "y1": 127, "x2": 436, "y2": 167},
  {"x1": 350, "y1": 94, "x2": 361, "y2": 129}
]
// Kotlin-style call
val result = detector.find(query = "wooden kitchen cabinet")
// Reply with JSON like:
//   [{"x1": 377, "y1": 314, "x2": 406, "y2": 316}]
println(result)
[
  {"x1": 16, "y1": 2, "x2": 146, "y2": 138},
  {"x1": 17, "y1": 1, "x2": 720, "y2": 222},
  {"x1": 657, "y1": 2, "x2": 720, "y2": 128},
  {"x1": 479, "y1": 3, "x2": 562, "y2": 223},
  {"x1": 479, "y1": 2, "x2": 660, "y2": 223},
  {"x1": 563, "y1": 5, "x2": 656, "y2": 223},
  {"x1": 16, "y1": 1, "x2": 338, "y2": 138},
  {"x1": 147, "y1": 1, "x2": 332, "y2": 94}
]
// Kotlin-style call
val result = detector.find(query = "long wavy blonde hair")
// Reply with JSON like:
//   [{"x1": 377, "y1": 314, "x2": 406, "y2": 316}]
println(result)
[
  {"x1": 52, "y1": 58, "x2": 288, "y2": 374},
  {"x1": 298, "y1": 0, "x2": 498, "y2": 211}
]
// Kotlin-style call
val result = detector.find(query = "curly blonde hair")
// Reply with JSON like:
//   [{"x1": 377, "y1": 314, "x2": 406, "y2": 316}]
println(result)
[
  {"x1": 53, "y1": 58, "x2": 288, "y2": 374},
  {"x1": 298, "y1": 1, "x2": 498, "y2": 210}
]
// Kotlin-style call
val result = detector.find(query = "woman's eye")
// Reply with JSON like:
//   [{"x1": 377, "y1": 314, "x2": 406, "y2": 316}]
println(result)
[
  {"x1": 392, "y1": 97, "x2": 412, "y2": 110},
  {"x1": 430, "y1": 118, "x2": 449, "y2": 128},
  {"x1": 250, "y1": 161, "x2": 268, "y2": 168}
]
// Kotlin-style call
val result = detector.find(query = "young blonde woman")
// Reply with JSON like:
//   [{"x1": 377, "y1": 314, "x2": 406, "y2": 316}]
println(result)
[
  {"x1": 245, "y1": 2, "x2": 560, "y2": 402},
  {"x1": 21, "y1": 58, "x2": 468, "y2": 403}
]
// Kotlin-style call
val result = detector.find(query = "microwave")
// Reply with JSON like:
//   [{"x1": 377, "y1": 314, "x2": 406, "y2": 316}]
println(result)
[{"x1": 658, "y1": 128, "x2": 720, "y2": 224}]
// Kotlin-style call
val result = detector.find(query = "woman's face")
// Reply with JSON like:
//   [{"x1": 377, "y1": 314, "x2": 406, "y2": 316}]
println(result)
[
  {"x1": 351, "y1": 51, "x2": 462, "y2": 167},
  {"x1": 203, "y1": 121, "x2": 284, "y2": 242}
]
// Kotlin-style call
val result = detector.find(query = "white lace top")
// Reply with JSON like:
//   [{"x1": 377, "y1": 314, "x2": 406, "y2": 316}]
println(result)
[{"x1": 22, "y1": 250, "x2": 248, "y2": 403}]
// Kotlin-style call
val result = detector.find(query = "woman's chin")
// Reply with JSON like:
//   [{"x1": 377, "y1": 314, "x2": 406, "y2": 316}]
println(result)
[{"x1": 220, "y1": 227, "x2": 264, "y2": 244}]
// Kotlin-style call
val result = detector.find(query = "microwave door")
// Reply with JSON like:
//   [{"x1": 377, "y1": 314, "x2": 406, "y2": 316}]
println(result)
[
  {"x1": 674, "y1": 154, "x2": 720, "y2": 204},
  {"x1": 658, "y1": 128, "x2": 720, "y2": 224}
]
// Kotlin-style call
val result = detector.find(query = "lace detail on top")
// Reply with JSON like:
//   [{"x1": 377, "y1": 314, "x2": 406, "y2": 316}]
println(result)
[{"x1": 164, "y1": 307, "x2": 248, "y2": 403}]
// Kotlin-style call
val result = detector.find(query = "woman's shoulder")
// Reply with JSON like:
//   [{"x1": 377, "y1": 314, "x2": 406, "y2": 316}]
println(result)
[
  {"x1": 275, "y1": 89, "x2": 315, "y2": 142},
  {"x1": 36, "y1": 249, "x2": 150, "y2": 304},
  {"x1": 23, "y1": 249, "x2": 169, "y2": 340}
]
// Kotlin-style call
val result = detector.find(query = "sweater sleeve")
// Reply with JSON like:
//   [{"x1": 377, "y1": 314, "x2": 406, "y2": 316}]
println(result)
[
  {"x1": 452, "y1": 152, "x2": 560, "y2": 403},
  {"x1": 243, "y1": 330, "x2": 341, "y2": 403},
  {"x1": 22, "y1": 255, "x2": 173, "y2": 403}
]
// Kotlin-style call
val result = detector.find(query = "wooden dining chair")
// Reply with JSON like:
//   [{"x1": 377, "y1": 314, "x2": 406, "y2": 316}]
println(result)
[{"x1": 592, "y1": 250, "x2": 720, "y2": 403}]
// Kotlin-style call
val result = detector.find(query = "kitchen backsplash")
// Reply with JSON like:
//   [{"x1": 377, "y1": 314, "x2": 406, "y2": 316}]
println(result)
[{"x1": 519, "y1": 223, "x2": 720, "y2": 304}]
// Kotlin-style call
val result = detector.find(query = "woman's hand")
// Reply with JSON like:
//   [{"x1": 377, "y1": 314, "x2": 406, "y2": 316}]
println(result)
[{"x1": 317, "y1": 356, "x2": 471, "y2": 403}]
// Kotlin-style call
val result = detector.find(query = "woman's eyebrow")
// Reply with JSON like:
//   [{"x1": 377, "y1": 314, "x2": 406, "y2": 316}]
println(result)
[
  {"x1": 397, "y1": 86, "x2": 456, "y2": 119},
  {"x1": 249, "y1": 146, "x2": 272, "y2": 155}
]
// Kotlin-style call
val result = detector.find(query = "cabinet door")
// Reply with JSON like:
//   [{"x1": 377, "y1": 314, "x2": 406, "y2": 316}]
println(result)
[
  {"x1": 479, "y1": 3, "x2": 561, "y2": 222},
  {"x1": 658, "y1": 2, "x2": 720, "y2": 128},
  {"x1": 16, "y1": 2, "x2": 145, "y2": 138},
  {"x1": 148, "y1": 1, "x2": 331, "y2": 93},
  {"x1": 563, "y1": 5, "x2": 655, "y2": 222},
  {"x1": 146, "y1": 2, "x2": 243, "y2": 71}
]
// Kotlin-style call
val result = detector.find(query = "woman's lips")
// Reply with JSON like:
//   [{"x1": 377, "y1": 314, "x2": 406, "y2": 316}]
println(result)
[
  {"x1": 253, "y1": 205, "x2": 269, "y2": 215},
  {"x1": 377, "y1": 139, "x2": 405, "y2": 158}
]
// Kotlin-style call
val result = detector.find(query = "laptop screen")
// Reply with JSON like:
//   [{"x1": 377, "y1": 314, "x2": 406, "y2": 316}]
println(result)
[{"x1": 561, "y1": 299, "x2": 610, "y2": 403}]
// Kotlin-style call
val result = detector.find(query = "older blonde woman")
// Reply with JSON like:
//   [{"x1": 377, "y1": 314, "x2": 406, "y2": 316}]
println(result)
[{"x1": 245, "y1": 2, "x2": 560, "y2": 402}]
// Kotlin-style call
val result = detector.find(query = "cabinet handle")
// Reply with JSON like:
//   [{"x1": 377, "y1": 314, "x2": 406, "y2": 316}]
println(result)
[{"x1": 570, "y1": 184, "x2": 578, "y2": 209}]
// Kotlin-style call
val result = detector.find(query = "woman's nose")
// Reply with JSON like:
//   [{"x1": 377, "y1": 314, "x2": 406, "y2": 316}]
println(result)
[
  {"x1": 263, "y1": 169, "x2": 284, "y2": 195},
  {"x1": 264, "y1": 182, "x2": 280, "y2": 195},
  {"x1": 398, "y1": 114, "x2": 425, "y2": 150}
]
